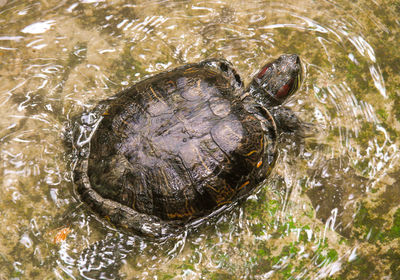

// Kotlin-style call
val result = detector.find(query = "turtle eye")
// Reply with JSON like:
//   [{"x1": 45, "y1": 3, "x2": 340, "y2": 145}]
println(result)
[
  {"x1": 275, "y1": 77, "x2": 295, "y2": 100},
  {"x1": 257, "y1": 63, "x2": 272, "y2": 79}
]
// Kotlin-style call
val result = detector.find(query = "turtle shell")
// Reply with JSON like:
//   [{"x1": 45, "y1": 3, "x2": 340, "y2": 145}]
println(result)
[{"x1": 74, "y1": 59, "x2": 278, "y2": 239}]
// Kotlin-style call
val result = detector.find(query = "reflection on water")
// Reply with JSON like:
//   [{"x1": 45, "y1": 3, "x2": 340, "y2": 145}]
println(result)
[{"x1": 1, "y1": 0, "x2": 399, "y2": 278}]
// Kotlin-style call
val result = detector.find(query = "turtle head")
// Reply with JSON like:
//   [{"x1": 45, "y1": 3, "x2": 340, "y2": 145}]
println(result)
[{"x1": 248, "y1": 54, "x2": 302, "y2": 107}]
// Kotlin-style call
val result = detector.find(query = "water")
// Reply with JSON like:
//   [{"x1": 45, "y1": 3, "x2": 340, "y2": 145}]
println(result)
[{"x1": 1, "y1": 0, "x2": 399, "y2": 278}]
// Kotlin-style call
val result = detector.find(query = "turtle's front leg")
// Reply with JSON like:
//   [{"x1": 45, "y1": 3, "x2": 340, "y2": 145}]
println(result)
[{"x1": 269, "y1": 106, "x2": 313, "y2": 138}]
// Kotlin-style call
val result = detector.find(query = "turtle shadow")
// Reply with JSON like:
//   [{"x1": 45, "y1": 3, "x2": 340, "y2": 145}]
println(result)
[{"x1": 306, "y1": 156, "x2": 369, "y2": 238}]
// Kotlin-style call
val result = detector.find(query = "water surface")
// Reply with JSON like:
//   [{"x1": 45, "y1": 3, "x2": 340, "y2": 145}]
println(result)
[{"x1": 1, "y1": 0, "x2": 400, "y2": 279}]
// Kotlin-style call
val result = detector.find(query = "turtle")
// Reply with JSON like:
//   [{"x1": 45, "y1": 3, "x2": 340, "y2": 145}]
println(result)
[{"x1": 73, "y1": 54, "x2": 303, "y2": 240}]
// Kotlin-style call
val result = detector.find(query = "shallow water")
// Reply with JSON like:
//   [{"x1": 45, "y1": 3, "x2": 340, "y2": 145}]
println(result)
[{"x1": 1, "y1": 0, "x2": 400, "y2": 279}]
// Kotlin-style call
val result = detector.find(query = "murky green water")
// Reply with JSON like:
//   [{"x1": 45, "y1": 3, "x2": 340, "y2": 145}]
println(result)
[{"x1": 1, "y1": 0, "x2": 399, "y2": 279}]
